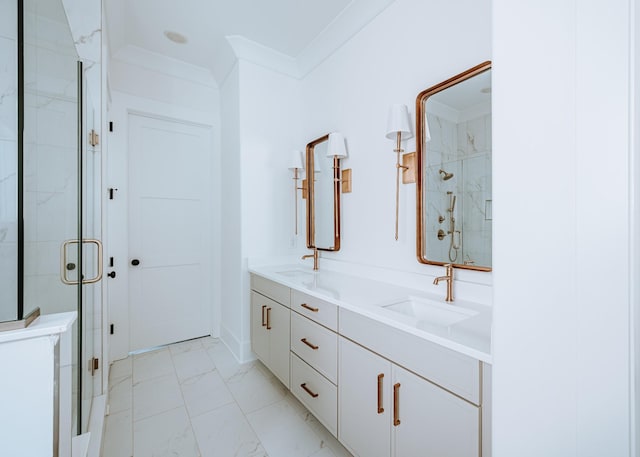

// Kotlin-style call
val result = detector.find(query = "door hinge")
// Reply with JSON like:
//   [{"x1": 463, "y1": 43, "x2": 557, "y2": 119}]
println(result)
[
  {"x1": 89, "y1": 129, "x2": 99, "y2": 147},
  {"x1": 109, "y1": 121, "x2": 114, "y2": 132},
  {"x1": 108, "y1": 188, "x2": 118, "y2": 200},
  {"x1": 90, "y1": 357, "x2": 99, "y2": 376},
  {"x1": 110, "y1": 324, "x2": 114, "y2": 335}
]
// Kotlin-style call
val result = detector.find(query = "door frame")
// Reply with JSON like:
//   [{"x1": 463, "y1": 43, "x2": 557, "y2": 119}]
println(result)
[{"x1": 106, "y1": 100, "x2": 220, "y2": 361}]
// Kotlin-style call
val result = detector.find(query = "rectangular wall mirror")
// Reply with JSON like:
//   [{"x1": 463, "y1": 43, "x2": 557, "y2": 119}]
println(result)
[
  {"x1": 416, "y1": 61, "x2": 492, "y2": 271},
  {"x1": 306, "y1": 134, "x2": 341, "y2": 251}
]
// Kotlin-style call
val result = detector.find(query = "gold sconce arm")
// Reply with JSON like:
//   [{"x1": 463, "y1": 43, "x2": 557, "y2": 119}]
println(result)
[
  {"x1": 386, "y1": 104, "x2": 414, "y2": 241},
  {"x1": 394, "y1": 131, "x2": 404, "y2": 241}
]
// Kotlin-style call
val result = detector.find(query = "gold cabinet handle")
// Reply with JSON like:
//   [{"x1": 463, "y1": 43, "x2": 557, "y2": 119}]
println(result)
[
  {"x1": 377, "y1": 374, "x2": 385, "y2": 414},
  {"x1": 261, "y1": 305, "x2": 267, "y2": 327},
  {"x1": 266, "y1": 307, "x2": 272, "y2": 330},
  {"x1": 300, "y1": 303, "x2": 319, "y2": 312},
  {"x1": 301, "y1": 338, "x2": 319, "y2": 350},
  {"x1": 393, "y1": 383, "x2": 401, "y2": 426},
  {"x1": 300, "y1": 383, "x2": 319, "y2": 398}
]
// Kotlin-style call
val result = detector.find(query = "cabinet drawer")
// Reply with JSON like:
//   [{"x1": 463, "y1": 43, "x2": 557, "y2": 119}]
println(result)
[
  {"x1": 251, "y1": 274, "x2": 290, "y2": 307},
  {"x1": 291, "y1": 353, "x2": 337, "y2": 437},
  {"x1": 291, "y1": 290, "x2": 337, "y2": 331},
  {"x1": 291, "y1": 312, "x2": 337, "y2": 384}
]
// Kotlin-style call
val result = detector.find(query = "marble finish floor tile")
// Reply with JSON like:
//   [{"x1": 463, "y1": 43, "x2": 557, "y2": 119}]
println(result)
[
  {"x1": 102, "y1": 409, "x2": 132, "y2": 457},
  {"x1": 181, "y1": 370, "x2": 235, "y2": 418},
  {"x1": 103, "y1": 336, "x2": 353, "y2": 457},
  {"x1": 132, "y1": 347, "x2": 174, "y2": 383},
  {"x1": 133, "y1": 406, "x2": 200, "y2": 457},
  {"x1": 172, "y1": 347, "x2": 216, "y2": 383},
  {"x1": 246, "y1": 398, "x2": 325, "y2": 457},
  {"x1": 133, "y1": 373, "x2": 183, "y2": 421},
  {"x1": 192, "y1": 402, "x2": 267, "y2": 457},
  {"x1": 107, "y1": 374, "x2": 132, "y2": 415},
  {"x1": 226, "y1": 361, "x2": 289, "y2": 414}
]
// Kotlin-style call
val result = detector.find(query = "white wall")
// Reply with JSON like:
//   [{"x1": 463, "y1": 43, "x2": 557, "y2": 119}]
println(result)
[
  {"x1": 299, "y1": 0, "x2": 492, "y2": 296},
  {"x1": 493, "y1": 0, "x2": 633, "y2": 455},
  {"x1": 217, "y1": 0, "x2": 493, "y2": 363},
  {"x1": 219, "y1": 62, "x2": 243, "y2": 357},
  {"x1": 219, "y1": 59, "x2": 303, "y2": 361},
  {"x1": 107, "y1": 55, "x2": 220, "y2": 360}
]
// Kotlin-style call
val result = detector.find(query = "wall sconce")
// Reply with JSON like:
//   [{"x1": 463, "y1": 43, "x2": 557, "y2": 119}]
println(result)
[
  {"x1": 327, "y1": 132, "x2": 352, "y2": 193},
  {"x1": 288, "y1": 150, "x2": 305, "y2": 235},
  {"x1": 386, "y1": 104, "x2": 414, "y2": 240}
]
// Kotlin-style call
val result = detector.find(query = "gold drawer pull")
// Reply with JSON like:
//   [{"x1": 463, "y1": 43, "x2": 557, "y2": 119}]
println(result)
[
  {"x1": 393, "y1": 383, "x2": 401, "y2": 426},
  {"x1": 301, "y1": 338, "x2": 319, "y2": 350},
  {"x1": 266, "y1": 307, "x2": 272, "y2": 330},
  {"x1": 377, "y1": 373, "x2": 384, "y2": 414},
  {"x1": 261, "y1": 305, "x2": 267, "y2": 327},
  {"x1": 300, "y1": 303, "x2": 319, "y2": 312},
  {"x1": 300, "y1": 383, "x2": 319, "y2": 398}
]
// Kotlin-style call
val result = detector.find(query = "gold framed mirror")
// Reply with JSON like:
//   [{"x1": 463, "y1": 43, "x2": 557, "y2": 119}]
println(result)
[
  {"x1": 306, "y1": 134, "x2": 341, "y2": 251},
  {"x1": 416, "y1": 61, "x2": 492, "y2": 271}
]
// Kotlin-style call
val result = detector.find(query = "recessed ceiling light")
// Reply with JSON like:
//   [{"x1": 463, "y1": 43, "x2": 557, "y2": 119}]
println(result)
[{"x1": 164, "y1": 30, "x2": 188, "y2": 44}]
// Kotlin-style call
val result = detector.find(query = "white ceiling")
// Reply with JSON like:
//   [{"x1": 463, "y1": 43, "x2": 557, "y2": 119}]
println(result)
[{"x1": 104, "y1": 0, "x2": 394, "y2": 85}]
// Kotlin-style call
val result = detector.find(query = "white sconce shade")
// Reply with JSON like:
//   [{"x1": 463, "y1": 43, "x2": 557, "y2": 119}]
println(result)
[
  {"x1": 423, "y1": 112, "x2": 432, "y2": 142},
  {"x1": 385, "y1": 104, "x2": 414, "y2": 141},
  {"x1": 327, "y1": 132, "x2": 348, "y2": 159},
  {"x1": 288, "y1": 150, "x2": 304, "y2": 170}
]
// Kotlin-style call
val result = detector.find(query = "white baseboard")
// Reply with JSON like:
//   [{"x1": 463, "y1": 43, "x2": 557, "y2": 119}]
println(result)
[{"x1": 220, "y1": 325, "x2": 254, "y2": 363}]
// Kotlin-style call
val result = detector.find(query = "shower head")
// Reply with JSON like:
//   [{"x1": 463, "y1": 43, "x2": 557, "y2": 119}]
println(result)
[{"x1": 439, "y1": 169, "x2": 454, "y2": 181}]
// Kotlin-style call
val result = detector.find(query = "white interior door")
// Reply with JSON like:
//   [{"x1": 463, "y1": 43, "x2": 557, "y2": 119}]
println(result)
[{"x1": 128, "y1": 113, "x2": 211, "y2": 351}]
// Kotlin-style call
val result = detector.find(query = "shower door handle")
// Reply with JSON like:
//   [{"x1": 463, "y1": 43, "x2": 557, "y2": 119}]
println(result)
[{"x1": 61, "y1": 239, "x2": 103, "y2": 285}]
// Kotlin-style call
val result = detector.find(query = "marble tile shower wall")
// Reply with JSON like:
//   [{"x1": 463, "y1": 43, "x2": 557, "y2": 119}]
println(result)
[
  {"x1": 0, "y1": 0, "x2": 18, "y2": 321},
  {"x1": 425, "y1": 112, "x2": 492, "y2": 266},
  {"x1": 22, "y1": 9, "x2": 79, "y2": 317}
]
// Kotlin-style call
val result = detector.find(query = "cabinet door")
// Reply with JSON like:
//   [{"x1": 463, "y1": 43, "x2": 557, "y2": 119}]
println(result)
[
  {"x1": 339, "y1": 337, "x2": 391, "y2": 457},
  {"x1": 268, "y1": 301, "x2": 290, "y2": 388},
  {"x1": 250, "y1": 292, "x2": 269, "y2": 363},
  {"x1": 392, "y1": 365, "x2": 479, "y2": 457}
]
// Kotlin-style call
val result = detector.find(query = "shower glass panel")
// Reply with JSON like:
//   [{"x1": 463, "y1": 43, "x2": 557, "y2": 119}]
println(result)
[
  {"x1": 22, "y1": 0, "x2": 97, "y2": 435},
  {"x1": 81, "y1": 80, "x2": 101, "y2": 433},
  {"x1": 0, "y1": 0, "x2": 18, "y2": 323}
]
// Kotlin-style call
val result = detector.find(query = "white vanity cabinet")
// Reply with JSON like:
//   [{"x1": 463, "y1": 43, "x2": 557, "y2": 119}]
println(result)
[
  {"x1": 250, "y1": 277, "x2": 291, "y2": 388},
  {"x1": 248, "y1": 271, "x2": 491, "y2": 456},
  {"x1": 339, "y1": 337, "x2": 480, "y2": 457},
  {"x1": 339, "y1": 337, "x2": 391, "y2": 457},
  {"x1": 289, "y1": 290, "x2": 339, "y2": 436}
]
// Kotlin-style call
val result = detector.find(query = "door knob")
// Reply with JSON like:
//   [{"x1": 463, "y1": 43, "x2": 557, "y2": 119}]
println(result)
[
  {"x1": 131, "y1": 259, "x2": 140, "y2": 266},
  {"x1": 107, "y1": 271, "x2": 116, "y2": 278}
]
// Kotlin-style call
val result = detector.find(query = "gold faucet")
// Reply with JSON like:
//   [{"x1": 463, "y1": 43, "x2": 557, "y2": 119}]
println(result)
[
  {"x1": 433, "y1": 263, "x2": 454, "y2": 302},
  {"x1": 302, "y1": 248, "x2": 319, "y2": 271}
]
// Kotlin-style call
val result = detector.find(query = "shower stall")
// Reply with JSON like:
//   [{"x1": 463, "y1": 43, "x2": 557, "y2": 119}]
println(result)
[{"x1": 0, "y1": 0, "x2": 103, "y2": 436}]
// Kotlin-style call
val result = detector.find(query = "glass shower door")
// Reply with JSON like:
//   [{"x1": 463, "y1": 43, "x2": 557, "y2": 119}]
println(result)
[
  {"x1": 22, "y1": 0, "x2": 102, "y2": 435},
  {"x1": 80, "y1": 79, "x2": 102, "y2": 434}
]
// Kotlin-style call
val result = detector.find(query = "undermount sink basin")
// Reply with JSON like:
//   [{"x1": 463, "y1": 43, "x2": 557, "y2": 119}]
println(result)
[
  {"x1": 276, "y1": 269, "x2": 314, "y2": 279},
  {"x1": 382, "y1": 296, "x2": 478, "y2": 327}
]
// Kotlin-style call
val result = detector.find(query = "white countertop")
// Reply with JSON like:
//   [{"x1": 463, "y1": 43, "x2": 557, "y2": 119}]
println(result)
[
  {"x1": 249, "y1": 263, "x2": 492, "y2": 363},
  {"x1": 0, "y1": 312, "x2": 77, "y2": 344}
]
